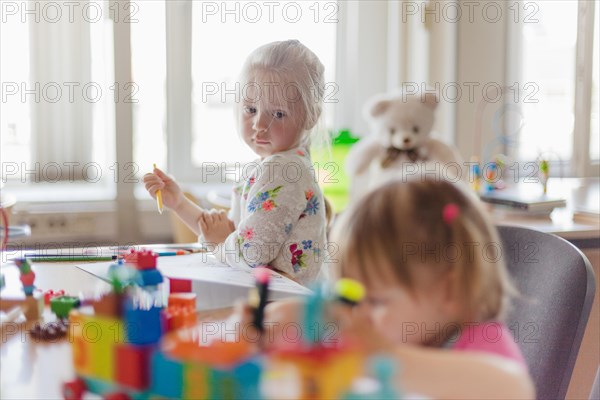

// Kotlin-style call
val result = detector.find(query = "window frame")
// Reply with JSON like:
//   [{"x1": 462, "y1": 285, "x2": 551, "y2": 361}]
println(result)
[{"x1": 504, "y1": 0, "x2": 598, "y2": 178}]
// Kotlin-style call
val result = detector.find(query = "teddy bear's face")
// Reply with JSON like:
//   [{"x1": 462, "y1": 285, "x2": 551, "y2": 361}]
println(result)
[{"x1": 368, "y1": 97, "x2": 436, "y2": 151}]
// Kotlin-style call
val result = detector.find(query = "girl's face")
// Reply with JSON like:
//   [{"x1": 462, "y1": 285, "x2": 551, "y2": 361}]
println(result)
[
  {"x1": 240, "y1": 81, "x2": 305, "y2": 158},
  {"x1": 346, "y1": 263, "x2": 460, "y2": 347}
]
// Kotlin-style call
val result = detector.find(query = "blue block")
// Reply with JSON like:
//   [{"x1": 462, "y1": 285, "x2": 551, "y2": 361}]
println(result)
[
  {"x1": 135, "y1": 269, "x2": 164, "y2": 287},
  {"x1": 151, "y1": 351, "x2": 183, "y2": 398},
  {"x1": 207, "y1": 360, "x2": 261, "y2": 400},
  {"x1": 124, "y1": 304, "x2": 163, "y2": 345},
  {"x1": 234, "y1": 360, "x2": 262, "y2": 399}
]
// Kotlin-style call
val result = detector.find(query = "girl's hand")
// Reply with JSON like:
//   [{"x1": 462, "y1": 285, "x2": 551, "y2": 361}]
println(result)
[
  {"x1": 143, "y1": 167, "x2": 184, "y2": 211},
  {"x1": 229, "y1": 298, "x2": 305, "y2": 351},
  {"x1": 199, "y1": 209, "x2": 235, "y2": 244},
  {"x1": 329, "y1": 303, "x2": 395, "y2": 354}
]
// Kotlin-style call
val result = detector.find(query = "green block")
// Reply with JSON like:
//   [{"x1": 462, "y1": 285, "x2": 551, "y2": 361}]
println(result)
[{"x1": 50, "y1": 296, "x2": 81, "y2": 319}]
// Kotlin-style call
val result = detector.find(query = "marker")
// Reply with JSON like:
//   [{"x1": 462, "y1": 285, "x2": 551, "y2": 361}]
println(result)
[
  {"x1": 24, "y1": 255, "x2": 117, "y2": 262},
  {"x1": 153, "y1": 163, "x2": 163, "y2": 214},
  {"x1": 335, "y1": 278, "x2": 365, "y2": 306},
  {"x1": 249, "y1": 267, "x2": 270, "y2": 333}
]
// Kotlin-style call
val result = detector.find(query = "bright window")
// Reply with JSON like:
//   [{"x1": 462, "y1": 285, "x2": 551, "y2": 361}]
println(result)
[
  {"x1": 517, "y1": 1, "x2": 578, "y2": 163},
  {"x1": 0, "y1": 7, "x2": 32, "y2": 171},
  {"x1": 190, "y1": 1, "x2": 337, "y2": 165},
  {"x1": 131, "y1": 1, "x2": 167, "y2": 175},
  {"x1": 590, "y1": 1, "x2": 599, "y2": 161}
]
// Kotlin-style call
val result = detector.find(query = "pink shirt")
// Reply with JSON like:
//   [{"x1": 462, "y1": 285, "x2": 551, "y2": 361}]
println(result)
[{"x1": 451, "y1": 322, "x2": 527, "y2": 369}]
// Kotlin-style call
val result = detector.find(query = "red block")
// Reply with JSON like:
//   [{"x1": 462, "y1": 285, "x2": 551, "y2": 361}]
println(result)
[
  {"x1": 115, "y1": 344, "x2": 153, "y2": 390},
  {"x1": 123, "y1": 249, "x2": 158, "y2": 270},
  {"x1": 169, "y1": 278, "x2": 192, "y2": 293},
  {"x1": 136, "y1": 250, "x2": 158, "y2": 270}
]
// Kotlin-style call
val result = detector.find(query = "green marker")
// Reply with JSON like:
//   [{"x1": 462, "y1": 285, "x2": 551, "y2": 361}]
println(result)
[{"x1": 25, "y1": 255, "x2": 117, "y2": 262}]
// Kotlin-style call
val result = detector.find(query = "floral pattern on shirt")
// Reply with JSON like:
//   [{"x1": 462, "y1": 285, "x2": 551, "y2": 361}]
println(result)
[
  {"x1": 236, "y1": 227, "x2": 255, "y2": 257},
  {"x1": 243, "y1": 176, "x2": 256, "y2": 200},
  {"x1": 300, "y1": 190, "x2": 320, "y2": 218},
  {"x1": 247, "y1": 186, "x2": 282, "y2": 213},
  {"x1": 221, "y1": 147, "x2": 327, "y2": 285},
  {"x1": 289, "y1": 243, "x2": 307, "y2": 273}
]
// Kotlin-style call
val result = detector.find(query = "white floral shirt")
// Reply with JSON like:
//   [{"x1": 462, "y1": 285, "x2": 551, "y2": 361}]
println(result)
[{"x1": 216, "y1": 147, "x2": 327, "y2": 286}]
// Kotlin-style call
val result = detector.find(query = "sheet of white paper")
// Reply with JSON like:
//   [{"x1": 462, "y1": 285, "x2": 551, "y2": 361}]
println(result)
[{"x1": 77, "y1": 253, "x2": 311, "y2": 310}]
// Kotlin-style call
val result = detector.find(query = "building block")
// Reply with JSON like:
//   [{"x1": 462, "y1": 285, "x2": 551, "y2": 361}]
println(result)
[
  {"x1": 44, "y1": 289, "x2": 65, "y2": 305},
  {"x1": 70, "y1": 312, "x2": 94, "y2": 376},
  {"x1": 115, "y1": 344, "x2": 154, "y2": 390},
  {"x1": 62, "y1": 377, "x2": 87, "y2": 400},
  {"x1": 210, "y1": 360, "x2": 262, "y2": 399},
  {"x1": 151, "y1": 351, "x2": 184, "y2": 398},
  {"x1": 124, "y1": 249, "x2": 158, "y2": 270},
  {"x1": 234, "y1": 360, "x2": 262, "y2": 399},
  {"x1": 124, "y1": 304, "x2": 163, "y2": 345},
  {"x1": 69, "y1": 311, "x2": 125, "y2": 380},
  {"x1": 270, "y1": 345, "x2": 363, "y2": 399},
  {"x1": 50, "y1": 295, "x2": 80, "y2": 319},
  {"x1": 183, "y1": 362, "x2": 210, "y2": 399},
  {"x1": 209, "y1": 368, "x2": 240, "y2": 399},
  {"x1": 165, "y1": 306, "x2": 197, "y2": 331},
  {"x1": 169, "y1": 278, "x2": 192, "y2": 293},
  {"x1": 134, "y1": 269, "x2": 163, "y2": 287},
  {"x1": 93, "y1": 292, "x2": 124, "y2": 318},
  {"x1": 90, "y1": 316, "x2": 125, "y2": 381},
  {"x1": 168, "y1": 293, "x2": 196, "y2": 309}
]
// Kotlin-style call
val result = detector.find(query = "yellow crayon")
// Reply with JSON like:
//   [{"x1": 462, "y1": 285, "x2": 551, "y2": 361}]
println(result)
[{"x1": 153, "y1": 163, "x2": 163, "y2": 214}]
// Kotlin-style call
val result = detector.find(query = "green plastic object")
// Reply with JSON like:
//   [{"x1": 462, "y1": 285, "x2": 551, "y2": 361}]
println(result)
[
  {"x1": 50, "y1": 296, "x2": 81, "y2": 319},
  {"x1": 311, "y1": 130, "x2": 361, "y2": 212}
]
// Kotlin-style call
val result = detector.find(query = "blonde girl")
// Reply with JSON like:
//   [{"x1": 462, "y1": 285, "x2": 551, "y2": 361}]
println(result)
[{"x1": 144, "y1": 40, "x2": 328, "y2": 285}]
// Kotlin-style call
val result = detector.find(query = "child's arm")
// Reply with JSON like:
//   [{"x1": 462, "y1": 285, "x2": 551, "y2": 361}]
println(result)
[
  {"x1": 394, "y1": 345, "x2": 534, "y2": 399},
  {"x1": 143, "y1": 167, "x2": 204, "y2": 235},
  {"x1": 246, "y1": 299, "x2": 535, "y2": 399},
  {"x1": 337, "y1": 306, "x2": 535, "y2": 399}
]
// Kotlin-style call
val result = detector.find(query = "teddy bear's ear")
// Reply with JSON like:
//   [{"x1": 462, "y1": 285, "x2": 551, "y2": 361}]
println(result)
[
  {"x1": 364, "y1": 95, "x2": 393, "y2": 119},
  {"x1": 423, "y1": 92, "x2": 439, "y2": 110}
]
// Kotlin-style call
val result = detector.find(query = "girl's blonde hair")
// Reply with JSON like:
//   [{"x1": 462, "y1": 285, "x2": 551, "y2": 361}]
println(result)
[
  {"x1": 236, "y1": 40, "x2": 326, "y2": 147},
  {"x1": 332, "y1": 179, "x2": 517, "y2": 323}
]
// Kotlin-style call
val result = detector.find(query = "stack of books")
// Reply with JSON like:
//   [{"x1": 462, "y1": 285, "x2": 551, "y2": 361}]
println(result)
[{"x1": 479, "y1": 187, "x2": 566, "y2": 218}]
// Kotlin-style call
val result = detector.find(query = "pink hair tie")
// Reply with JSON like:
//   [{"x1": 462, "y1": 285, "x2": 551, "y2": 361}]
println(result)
[{"x1": 443, "y1": 203, "x2": 460, "y2": 225}]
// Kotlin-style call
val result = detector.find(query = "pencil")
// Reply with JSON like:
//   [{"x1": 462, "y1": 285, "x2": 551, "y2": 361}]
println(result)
[
  {"x1": 153, "y1": 163, "x2": 163, "y2": 214},
  {"x1": 25, "y1": 255, "x2": 117, "y2": 262}
]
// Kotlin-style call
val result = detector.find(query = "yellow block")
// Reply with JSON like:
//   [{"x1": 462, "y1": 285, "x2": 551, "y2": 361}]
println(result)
[
  {"x1": 183, "y1": 362, "x2": 209, "y2": 399},
  {"x1": 271, "y1": 351, "x2": 363, "y2": 399},
  {"x1": 69, "y1": 311, "x2": 125, "y2": 381}
]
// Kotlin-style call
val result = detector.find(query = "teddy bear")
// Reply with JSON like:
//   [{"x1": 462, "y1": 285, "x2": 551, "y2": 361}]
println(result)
[{"x1": 346, "y1": 91, "x2": 465, "y2": 199}]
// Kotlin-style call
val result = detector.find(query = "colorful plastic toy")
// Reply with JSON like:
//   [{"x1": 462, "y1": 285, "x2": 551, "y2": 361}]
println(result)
[
  {"x1": 44, "y1": 289, "x2": 66, "y2": 305},
  {"x1": 539, "y1": 158, "x2": 549, "y2": 194},
  {"x1": 62, "y1": 253, "x2": 402, "y2": 399},
  {"x1": 50, "y1": 296, "x2": 81, "y2": 319},
  {"x1": 0, "y1": 258, "x2": 44, "y2": 321}
]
